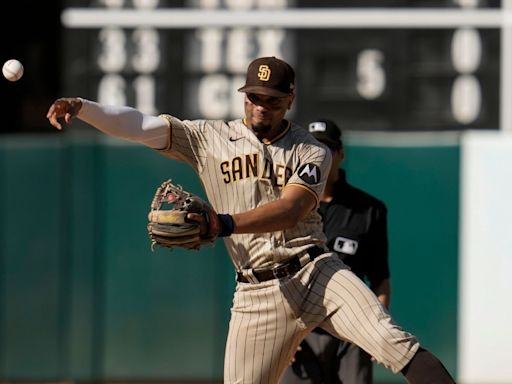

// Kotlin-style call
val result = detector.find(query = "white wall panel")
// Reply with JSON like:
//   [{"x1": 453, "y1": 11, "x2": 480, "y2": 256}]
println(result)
[{"x1": 459, "y1": 131, "x2": 512, "y2": 383}]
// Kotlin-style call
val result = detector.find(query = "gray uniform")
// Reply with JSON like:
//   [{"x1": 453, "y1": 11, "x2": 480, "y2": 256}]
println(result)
[{"x1": 159, "y1": 115, "x2": 419, "y2": 384}]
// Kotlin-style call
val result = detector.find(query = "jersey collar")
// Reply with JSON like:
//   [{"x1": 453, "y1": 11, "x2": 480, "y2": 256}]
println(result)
[
  {"x1": 241, "y1": 118, "x2": 291, "y2": 145},
  {"x1": 262, "y1": 119, "x2": 291, "y2": 145}
]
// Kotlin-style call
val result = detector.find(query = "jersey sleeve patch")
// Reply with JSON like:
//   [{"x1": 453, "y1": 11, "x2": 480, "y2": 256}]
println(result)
[{"x1": 297, "y1": 163, "x2": 321, "y2": 185}]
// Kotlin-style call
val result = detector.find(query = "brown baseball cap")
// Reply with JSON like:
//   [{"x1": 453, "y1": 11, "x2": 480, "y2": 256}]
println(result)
[
  {"x1": 238, "y1": 56, "x2": 295, "y2": 97},
  {"x1": 308, "y1": 119, "x2": 343, "y2": 150}
]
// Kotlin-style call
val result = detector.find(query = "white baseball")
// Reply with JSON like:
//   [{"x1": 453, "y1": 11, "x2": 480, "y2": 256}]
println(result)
[{"x1": 2, "y1": 59, "x2": 24, "y2": 82}]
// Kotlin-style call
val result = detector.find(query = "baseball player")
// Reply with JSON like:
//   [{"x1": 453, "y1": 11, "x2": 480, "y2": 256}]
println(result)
[
  {"x1": 46, "y1": 56, "x2": 455, "y2": 384},
  {"x1": 282, "y1": 119, "x2": 391, "y2": 384}
]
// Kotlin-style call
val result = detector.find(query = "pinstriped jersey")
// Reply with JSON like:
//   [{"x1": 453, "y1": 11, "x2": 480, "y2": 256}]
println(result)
[{"x1": 158, "y1": 115, "x2": 332, "y2": 271}]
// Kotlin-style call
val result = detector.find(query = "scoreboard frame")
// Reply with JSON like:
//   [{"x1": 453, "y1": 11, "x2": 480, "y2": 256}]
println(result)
[{"x1": 60, "y1": 3, "x2": 512, "y2": 132}]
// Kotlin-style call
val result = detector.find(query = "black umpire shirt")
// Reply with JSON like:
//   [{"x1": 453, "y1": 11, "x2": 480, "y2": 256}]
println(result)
[{"x1": 318, "y1": 169, "x2": 390, "y2": 290}]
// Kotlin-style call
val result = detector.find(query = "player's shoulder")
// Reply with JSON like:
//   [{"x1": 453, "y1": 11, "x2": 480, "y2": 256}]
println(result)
[
  {"x1": 200, "y1": 118, "x2": 246, "y2": 130},
  {"x1": 289, "y1": 121, "x2": 329, "y2": 149},
  {"x1": 175, "y1": 117, "x2": 236, "y2": 131},
  {"x1": 289, "y1": 121, "x2": 314, "y2": 140}
]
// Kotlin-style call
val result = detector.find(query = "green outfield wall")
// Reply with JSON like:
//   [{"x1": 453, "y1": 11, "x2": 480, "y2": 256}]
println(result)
[{"x1": 0, "y1": 132, "x2": 459, "y2": 383}]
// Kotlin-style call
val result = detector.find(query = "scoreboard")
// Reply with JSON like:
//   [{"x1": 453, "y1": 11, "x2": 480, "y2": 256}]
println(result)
[{"x1": 60, "y1": 0, "x2": 504, "y2": 132}]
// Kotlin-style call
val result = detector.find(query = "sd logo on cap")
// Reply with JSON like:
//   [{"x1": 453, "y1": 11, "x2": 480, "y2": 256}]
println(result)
[{"x1": 238, "y1": 56, "x2": 295, "y2": 97}]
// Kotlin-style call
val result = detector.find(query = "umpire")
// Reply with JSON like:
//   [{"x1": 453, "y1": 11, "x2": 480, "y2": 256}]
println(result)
[{"x1": 282, "y1": 119, "x2": 391, "y2": 384}]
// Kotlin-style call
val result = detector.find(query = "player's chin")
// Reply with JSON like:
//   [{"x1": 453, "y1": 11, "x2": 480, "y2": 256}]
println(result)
[
  {"x1": 251, "y1": 115, "x2": 271, "y2": 127},
  {"x1": 252, "y1": 123, "x2": 272, "y2": 134}
]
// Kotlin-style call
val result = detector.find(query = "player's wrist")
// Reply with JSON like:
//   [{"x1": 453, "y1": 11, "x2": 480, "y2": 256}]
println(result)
[{"x1": 217, "y1": 214, "x2": 235, "y2": 237}]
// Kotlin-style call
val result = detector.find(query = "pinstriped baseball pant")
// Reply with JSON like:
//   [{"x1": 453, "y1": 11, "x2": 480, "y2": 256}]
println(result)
[{"x1": 224, "y1": 253, "x2": 419, "y2": 384}]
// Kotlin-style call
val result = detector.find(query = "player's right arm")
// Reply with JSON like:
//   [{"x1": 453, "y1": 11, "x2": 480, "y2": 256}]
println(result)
[{"x1": 46, "y1": 97, "x2": 169, "y2": 149}]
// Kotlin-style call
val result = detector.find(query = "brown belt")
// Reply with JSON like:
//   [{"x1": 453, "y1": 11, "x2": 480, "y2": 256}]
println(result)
[{"x1": 236, "y1": 246, "x2": 325, "y2": 283}]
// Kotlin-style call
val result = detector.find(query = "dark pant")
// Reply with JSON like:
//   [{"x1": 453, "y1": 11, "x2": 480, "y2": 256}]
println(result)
[{"x1": 281, "y1": 330, "x2": 372, "y2": 384}]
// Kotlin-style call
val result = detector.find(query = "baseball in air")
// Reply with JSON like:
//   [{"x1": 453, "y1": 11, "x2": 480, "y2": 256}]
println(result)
[{"x1": 2, "y1": 59, "x2": 24, "y2": 82}]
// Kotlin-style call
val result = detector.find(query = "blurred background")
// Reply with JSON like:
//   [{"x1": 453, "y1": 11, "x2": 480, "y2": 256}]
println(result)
[{"x1": 1, "y1": 1, "x2": 511, "y2": 383}]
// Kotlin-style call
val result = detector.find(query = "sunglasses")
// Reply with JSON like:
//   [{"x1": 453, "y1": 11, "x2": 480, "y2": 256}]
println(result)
[{"x1": 246, "y1": 93, "x2": 288, "y2": 111}]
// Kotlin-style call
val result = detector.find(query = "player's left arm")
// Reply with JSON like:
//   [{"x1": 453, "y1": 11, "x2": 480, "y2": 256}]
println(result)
[
  {"x1": 231, "y1": 141, "x2": 331, "y2": 234},
  {"x1": 231, "y1": 185, "x2": 317, "y2": 234}
]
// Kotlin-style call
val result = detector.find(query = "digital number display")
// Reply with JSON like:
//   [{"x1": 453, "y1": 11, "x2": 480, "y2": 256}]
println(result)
[{"x1": 294, "y1": 28, "x2": 500, "y2": 130}]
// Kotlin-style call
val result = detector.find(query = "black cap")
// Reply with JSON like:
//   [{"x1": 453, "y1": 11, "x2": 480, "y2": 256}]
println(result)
[
  {"x1": 238, "y1": 56, "x2": 295, "y2": 97},
  {"x1": 308, "y1": 119, "x2": 343, "y2": 149}
]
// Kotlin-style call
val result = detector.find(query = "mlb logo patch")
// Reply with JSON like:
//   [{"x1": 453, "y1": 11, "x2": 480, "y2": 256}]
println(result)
[
  {"x1": 308, "y1": 121, "x2": 327, "y2": 133},
  {"x1": 333, "y1": 236, "x2": 358, "y2": 255}
]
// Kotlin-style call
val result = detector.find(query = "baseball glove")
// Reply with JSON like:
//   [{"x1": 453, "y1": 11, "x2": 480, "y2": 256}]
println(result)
[{"x1": 147, "y1": 179, "x2": 219, "y2": 251}]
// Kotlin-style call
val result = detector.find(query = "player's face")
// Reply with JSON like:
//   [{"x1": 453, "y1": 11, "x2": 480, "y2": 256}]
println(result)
[{"x1": 244, "y1": 93, "x2": 293, "y2": 137}]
